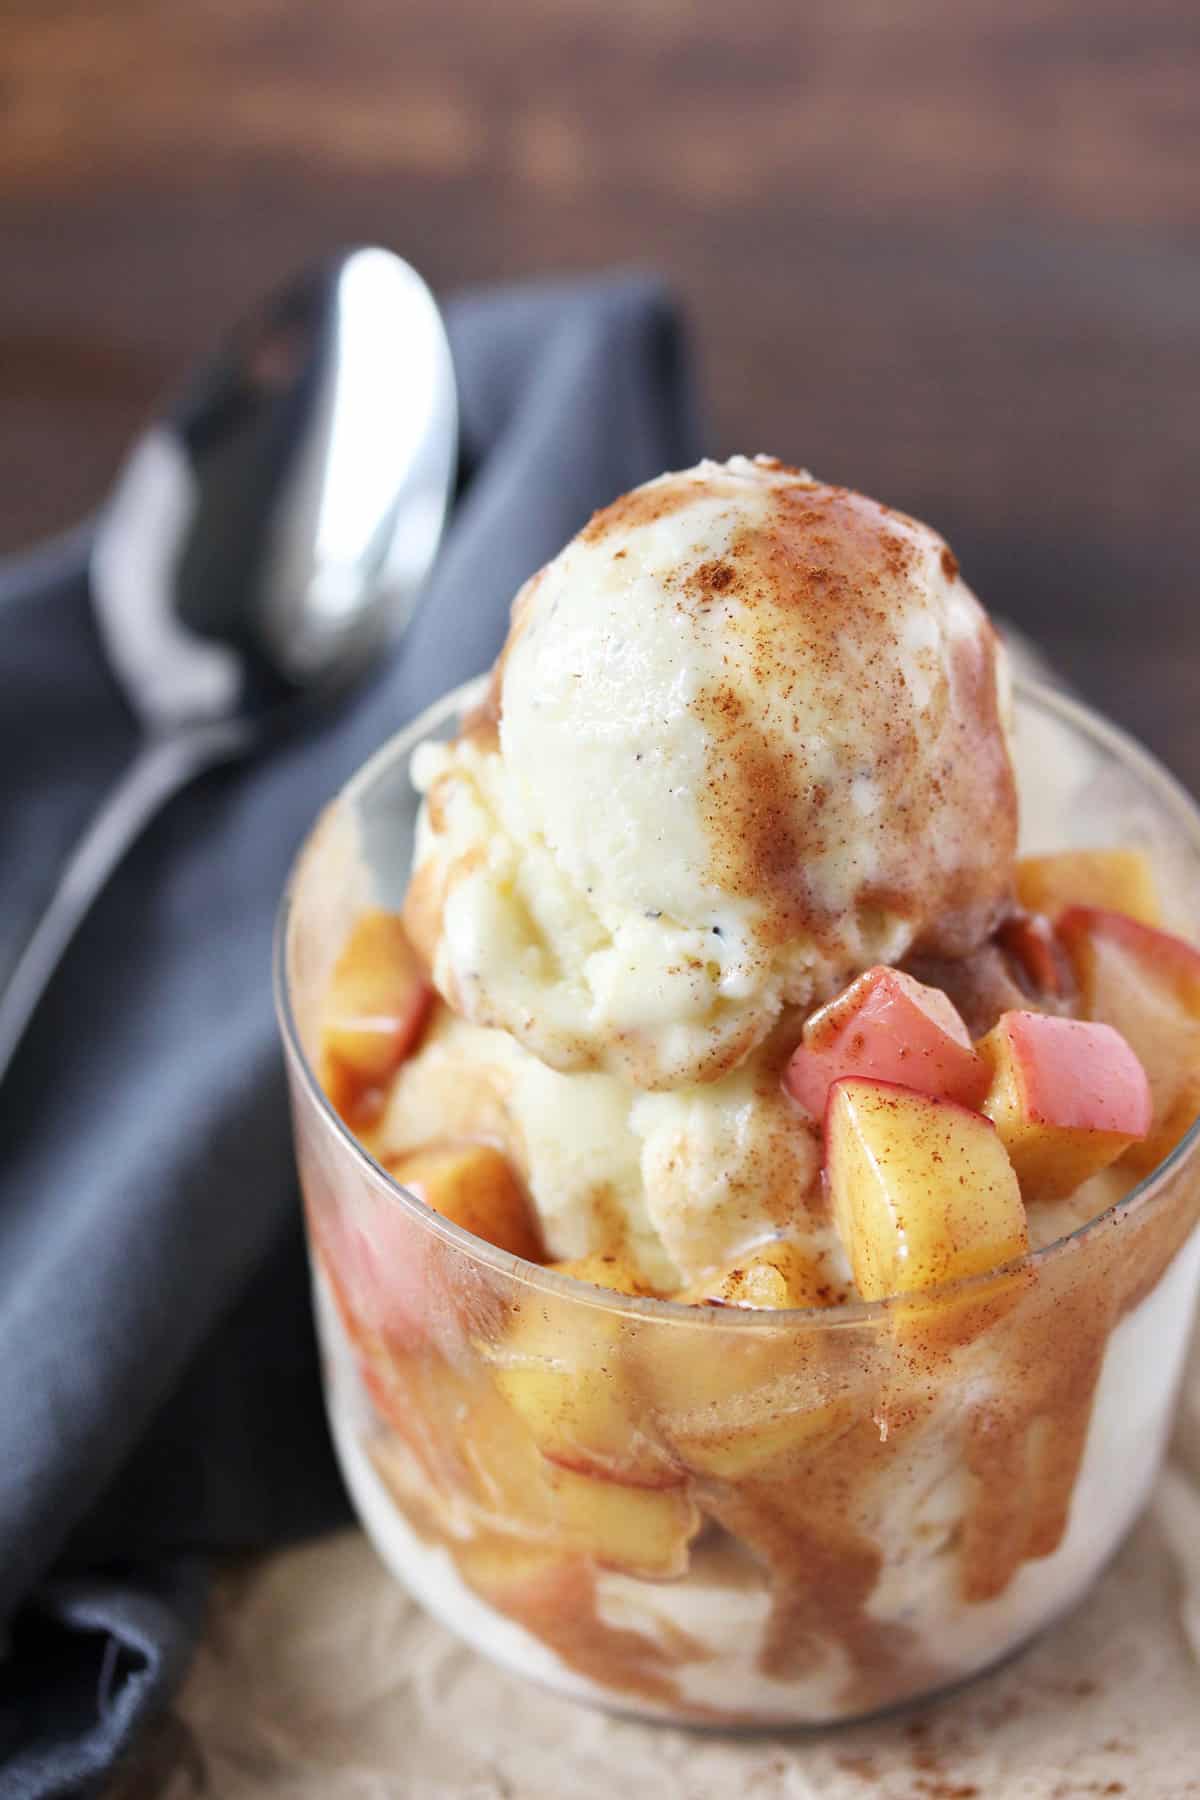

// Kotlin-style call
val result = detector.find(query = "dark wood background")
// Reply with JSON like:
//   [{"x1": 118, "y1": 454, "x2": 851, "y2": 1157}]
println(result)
[{"x1": 4, "y1": 0, "x2": 1199, "y2": 786}]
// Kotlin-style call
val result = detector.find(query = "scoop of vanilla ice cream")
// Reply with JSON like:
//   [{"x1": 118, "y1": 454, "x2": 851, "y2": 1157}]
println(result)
[
  {"x1": 405, "y1": 456, "x2": 1017, "y2": 1091},
  {"x1": 375, "y1": 1004, "x2": 828, "y2": 1289}
]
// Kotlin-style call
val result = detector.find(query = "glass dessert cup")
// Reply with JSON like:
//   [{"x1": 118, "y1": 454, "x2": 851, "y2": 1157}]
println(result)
[{"x1": 276, "y1": 676, "x2": 1200, "y2": 1728}]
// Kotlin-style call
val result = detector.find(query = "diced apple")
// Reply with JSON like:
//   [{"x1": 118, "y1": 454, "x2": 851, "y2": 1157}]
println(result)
[
  {"x1": 456, "y1": 1385, "x2": 698, "y2": 1576},
  {"x1": 545, "y1": 1462, "x2": 698, "y2": 1576},
  {"x1": 674, "y1": 1391, "x2": 857, "y2": 1480},
  {"x1": 358, "y1": 1348, "x2": 489, "y2": 1509},
  {"x1": 551, "y1": 1252, "x2": 662, "y2": 1298},
  {"x1": 486, "y1": 1294, "x2": 682, "y2": 1489},
  {"x1": 1017, "y1": 850, "x2": 1161, "y2": 927},
  {"x1": 642, "y1": 1308, "x2": 858, "y2": 1479},
  {"x1": 321, "y1": 910, "x2": 434, "y2": 1117},
  {"x1": 1058, "y1": 908, "x2": 1200, "y2": 1177},
  {"x1": 677, "y1": 1240, "x2": 834, "y2": 1310},
  {"x1": 784, "y1": 966, "x2": 988, "y2": 1119},
  {"x1": 825, "y1": 1079, "x2": 1028, "y2": 1301},
  {"x1": 1060, "y1": 908, "x2": 1200, "y2": 1013},
  {"x1": 899, "y1": 1256, "x2": 1034, "y2": 1355},
  {"x1": 307, "y1": 1173, "x2": 435, "y2": 1355},
  {"x1": 387, "y1": 1143, "x2": 543, "y2": 1261},
  {"x1": 976, "y1": 1011, "x2": 1151, "y2": 1201}
]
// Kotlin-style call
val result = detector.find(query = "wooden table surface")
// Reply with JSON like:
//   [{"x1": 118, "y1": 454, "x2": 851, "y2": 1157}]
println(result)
[{"x1": 5, "y1": 0, "x2": 1199, "y2": 788}]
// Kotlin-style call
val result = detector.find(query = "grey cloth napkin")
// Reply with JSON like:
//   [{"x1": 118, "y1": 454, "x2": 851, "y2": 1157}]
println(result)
[{"x1": 0, "y1": 275, "x2": 700, "y2": 1799}]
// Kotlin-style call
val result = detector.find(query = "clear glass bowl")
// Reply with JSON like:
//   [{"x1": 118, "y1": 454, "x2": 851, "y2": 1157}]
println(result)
[{"x1": 276, "y1": 676, "x2": 1200, "y2": 1727}]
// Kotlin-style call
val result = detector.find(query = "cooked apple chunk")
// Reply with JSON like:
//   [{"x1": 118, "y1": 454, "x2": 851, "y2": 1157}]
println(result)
[
  {"x1": 677, "y1": 1241, "x2": 834, "y2": 1310},
  {"x1": 1016, "y1": 850, "x2": 1161, "y2": 927},
  {"x1": 486, "y1": 1294, "x2": 682, "y2": 1489},
  {"x1": 644, "y1": 1309, "x2": 857, "y2": 1479},
  {"x1": 387, "y1": 1143, "x2": 543, "y2": 1261},
  {"x1": 456, "y1": 1386, "x2": 698, "y2": 1577},
  {"x1": 551, "y1": 1252, "x2": 662, "y2": 1299},
  {"x1": 976, "y1": 1011, "x2": 1151, "y2": 1201},
  {"x1": 673, "y1": 1395, "x2": 857, "y2": 1480},
  {"x1": 1058, "y1": 908, "x2": 1200, "y2": 1177},
  {"x1": 784, "y1": 966, "x2": 988, "y2": 1119},
  {"x1": 544, "y1": 1462, "x2": 699, "y2": 1576},
  {"x1": 825, "y1": 1079, "x2": 1028, "y2": 1302},
  {"x1": 321, "y1": 910, "x2": 433, "y2": 1115}
]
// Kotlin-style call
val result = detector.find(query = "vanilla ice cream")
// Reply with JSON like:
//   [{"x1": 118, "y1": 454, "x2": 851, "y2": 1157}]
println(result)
[
  {"x1": 376, "y1": 1005, "x2": 827, "y2": 1287},
  {"x1": 405, "y1": 456, "x2": 1017, "y2": 1093}
]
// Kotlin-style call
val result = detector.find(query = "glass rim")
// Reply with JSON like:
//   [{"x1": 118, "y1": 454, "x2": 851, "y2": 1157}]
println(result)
[{"x1": 274, "y1": 671, "x2": 1200, "y2": 1329}]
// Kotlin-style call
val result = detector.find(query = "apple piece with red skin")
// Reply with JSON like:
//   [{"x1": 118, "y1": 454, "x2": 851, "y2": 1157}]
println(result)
[
  {"x1": 307, "y1": 1142, "x2": 532, "y2": 1363},
  {"x1": 320, "y1": 910, "x2": 434, "y2": 1123},
  {"x1": 1017, "y1": 850, "x2": 1161, "y2": 928},
  {"x1": 310, "y1": 1174, "x2": 440, "y2": 1357},
  {"x1": 1058, "y1": 907, "x2": 1200, "y2": 1177},
  {"x1": 825, "y1": 1078, "x2": 1029, "y2": 1303},
  {"x1": 1059, "y1": 908, "x2": 1200, "y2": 1012},
  {"x1": 784, "y1": 966, "x2": 988, "y2": 1119},
  {"x1": 976, "y1": 1011, "x2": 1152, "y2": 1201}
]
